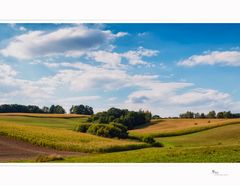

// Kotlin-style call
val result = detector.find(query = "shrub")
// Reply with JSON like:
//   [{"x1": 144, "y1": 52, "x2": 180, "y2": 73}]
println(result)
[
  {"x1": 152, "y1": 115, "x2": 160, "y2": 119},
  {"x1": 74, "y1": 124, "x2": 91, "y2": 133},
  {"x1": 141, "y1": 136, "x2": 156, "y2": 144},
  {"x1": 86, "y1": 123, "x2": 128, "y2": 138},
  {"x1": 140, "y1": 136, "x2": 164, "y2": 147}
]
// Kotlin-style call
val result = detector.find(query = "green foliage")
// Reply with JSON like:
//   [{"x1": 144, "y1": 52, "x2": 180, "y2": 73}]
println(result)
[
  {"x1": 152, "y1": 115, "x2": 160, "y2": 119},
  {"x1": 86, "y1": 123, "x2": 128, "y2": 138},
  {"x1": 42, "y1": 106, "x2": 50, "y2": 113},
  {"x1": 217, "y1": 111, "x2": 232, "y2": 118},
  {"x1": 74, "y1": 123, "x2": 91, "y2": 133},
  {"x1": 200, "y1": 113, "x2": 206, "y2": 118},
  {"x1": 179, "y1": 111, "x2": 194, "y2": 118},
  {"x1": 207, "y1": 110, "x2": 216, "y2": 118},
  {"x1": 89, "y1": 107, "x2": 152, "y2": 129},
  {"x1": 179, "y1": 110, "x2": 237, "y2": 119},
  {"x1": 49, "y1": 105, "x2": 66, "y2": 114},
  {"x1": 141, "y1": 136, "x2": 155, "y2": 144},
  {"x1": 0, "y1": 104, "x2": 43, "y2": 113},
  {"x1": 70, "y1": 105, "x2": 94, "y2": 115},
  {"x1": 0, "y1": 104, "x2": 66, "y2": 114},
  {"x1": 140, "y1": 136, "x2": 163, "y2": 147}
]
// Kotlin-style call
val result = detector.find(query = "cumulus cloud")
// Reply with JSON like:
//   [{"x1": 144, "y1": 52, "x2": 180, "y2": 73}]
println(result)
[
  {"x1": 0, "y1": 62, "x2": 17, "y2": 77},
  {"x1": 122, "y1": 47, "x2": 159, "y2": 65},
  {"x1": 87, "y1": 47, "x2": 159, "y2": 67},
  {"x1": 0, "y1": 60, "x2": 238, "y2": 116},
  {"x1": 125, "y1": 81, "x2": 235, "y2": 116},
  {"x1": 169, "y1": 88, "x2": 231, "y2": 106},
  {"x1": 0, "y1": 25, "x2": 127, "y2": 59},
  {"x1": 40, "y1": 61, "x2": 235, "y2": 116},
  {"x1": 42, "y1": 62, "x2": 159, "y2": 91},
  {"x1": 178, "y1": 50, "x2": 240, "y2": 67},
  {"x1": 87, "y1": 51, "x2": 122, "y2": 68},
  {"x1": 127, "y1": 82, "x2": 193, "y2": 104}
]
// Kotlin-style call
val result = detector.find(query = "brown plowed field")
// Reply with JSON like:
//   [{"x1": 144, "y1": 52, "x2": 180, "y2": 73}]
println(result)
[{"x1": 0, "y1": 135, "x2": 87, "y2": 162}]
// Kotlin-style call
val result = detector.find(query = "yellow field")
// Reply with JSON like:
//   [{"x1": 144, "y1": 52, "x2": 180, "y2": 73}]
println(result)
[
  {"x1": 0, "y1": 122, "x2": 147, "y2": 153},
  {"x1": 156, "y1": 124, "x2": 240, "y2": 147},
  {"x1": 130, "y1": 118, "x2": 240, "y2": 137}
]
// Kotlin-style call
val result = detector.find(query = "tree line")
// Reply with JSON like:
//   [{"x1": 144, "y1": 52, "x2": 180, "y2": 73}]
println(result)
[
  {"x1": 0, "y1": 104, "x2": 94, "y2": 115},
  {"x1": 1, "y1": 104, "x2": 240, "y2": 120},
  {"x1": 179, "y1": 110, "x2": 240, "y2": 119}
]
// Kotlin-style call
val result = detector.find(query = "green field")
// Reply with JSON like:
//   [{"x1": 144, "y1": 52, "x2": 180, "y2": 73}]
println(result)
[
  {"x1": 0, "y1": 113, "x2": 240, "y2": 162},
  {"x1": 0, "y1": 114, "x2": 88, "y2": 129}
]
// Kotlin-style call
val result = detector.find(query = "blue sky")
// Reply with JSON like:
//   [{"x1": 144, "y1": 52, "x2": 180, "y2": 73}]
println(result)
[{"x1": 0, "y1": 23, "x2": 240, "y2": 116}]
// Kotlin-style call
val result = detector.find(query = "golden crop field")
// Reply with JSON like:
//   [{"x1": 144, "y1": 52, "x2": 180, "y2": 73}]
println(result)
[
  {"x1": 0, "y1": 122, "x2": 147, "y2": 153},
  {"x1": 129, "y1": 118, "x2": 240, "y2": 137},
  {"x1": 156, "y1": 124, "x2": 240, "y2": 147}
]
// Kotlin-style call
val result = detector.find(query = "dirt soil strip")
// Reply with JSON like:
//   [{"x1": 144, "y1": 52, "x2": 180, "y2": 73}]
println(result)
[{"x1": 0, "y1": 135, "x2": 88, "y2": 162}]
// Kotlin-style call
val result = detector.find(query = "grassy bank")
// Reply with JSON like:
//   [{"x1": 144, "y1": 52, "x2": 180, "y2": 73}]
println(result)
[{"x1": 53, "y1": 145, "x2": 240, "y2": 163}]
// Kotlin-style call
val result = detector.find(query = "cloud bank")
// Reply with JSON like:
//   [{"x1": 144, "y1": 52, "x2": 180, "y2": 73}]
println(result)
[
  {"x1": 178, "y1": 50, "x2": 240, "y2": 67},
  {"x1": 1, "y1": 25, "x2": 127, "y2": 59}
]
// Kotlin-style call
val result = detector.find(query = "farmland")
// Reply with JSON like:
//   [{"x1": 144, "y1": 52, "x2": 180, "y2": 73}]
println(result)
[{"x1": 0, "y1": 113, "x2": 240, "y2": 162}]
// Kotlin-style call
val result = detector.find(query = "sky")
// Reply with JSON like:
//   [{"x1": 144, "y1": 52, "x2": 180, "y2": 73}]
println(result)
[{"x1": 0, "y1": 23, "x2": 240, "y2": 116}]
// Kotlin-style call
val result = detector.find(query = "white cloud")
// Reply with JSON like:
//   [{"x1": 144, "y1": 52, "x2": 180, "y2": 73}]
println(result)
[
  {"x1": 37, "y1": 61, "x2": 160, "y2": 92},
  {"x1": 0, "y1": 62, "x2": 17, "y2": 77},
  {"x1": 178, "y1": 50, "x2": 240, "y2": 67},
  {"x1": 19, "y1": 26, "x2": 27, "y2": 31},
  {"x1": 122, "y1": 47, "x2": 159, "y2": 65},
  {"x1": 125, "y1": 80, "x2": 236, "y2": 116},
  {"x1": 1, "y1": 25, "x2": 127, "y2": 59},
  {"x1": 169, "y1": 88, "x2": 231, "y2": 106},
  {"x1": 87, "y1": 51, "x2": 122, "y2": 68},
  {"x1": 87, "y1": 47, "x2": 159, "y2": 67},
  {"x1": 8, "y1": 24, "x2": 27, "y2": 32},
  {"x1": 0, "y1": 60, "x2": 239, "y2": 117},
  {"x1": 127, "y1": 82, "x2": 193, "y2": 104}
]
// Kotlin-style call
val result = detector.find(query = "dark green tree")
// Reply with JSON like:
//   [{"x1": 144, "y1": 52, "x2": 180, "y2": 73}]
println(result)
[
  {"x1": 49, "y1": 105, "x2": 65, "y2": 114},
  {"x1": 70, "y1": 105, "x2": 93, "y2": 115},
  {"x1": 207, "y1": 110, "x2": 216, "y2": 118}
]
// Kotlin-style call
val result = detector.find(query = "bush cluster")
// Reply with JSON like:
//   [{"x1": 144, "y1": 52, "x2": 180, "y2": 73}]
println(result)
[
  {"x1": 88, "y1": 107, "x2": 152, "y2": 129},
  {"x1": 74, "y1": 123, "x2": 128, "y2": 138},
  {"x1": 140, "y1": 136, "x2": 164, "y2": 147},
  {"x1": 74, "y1": 123, "x2": 91, "y2": 133}
]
